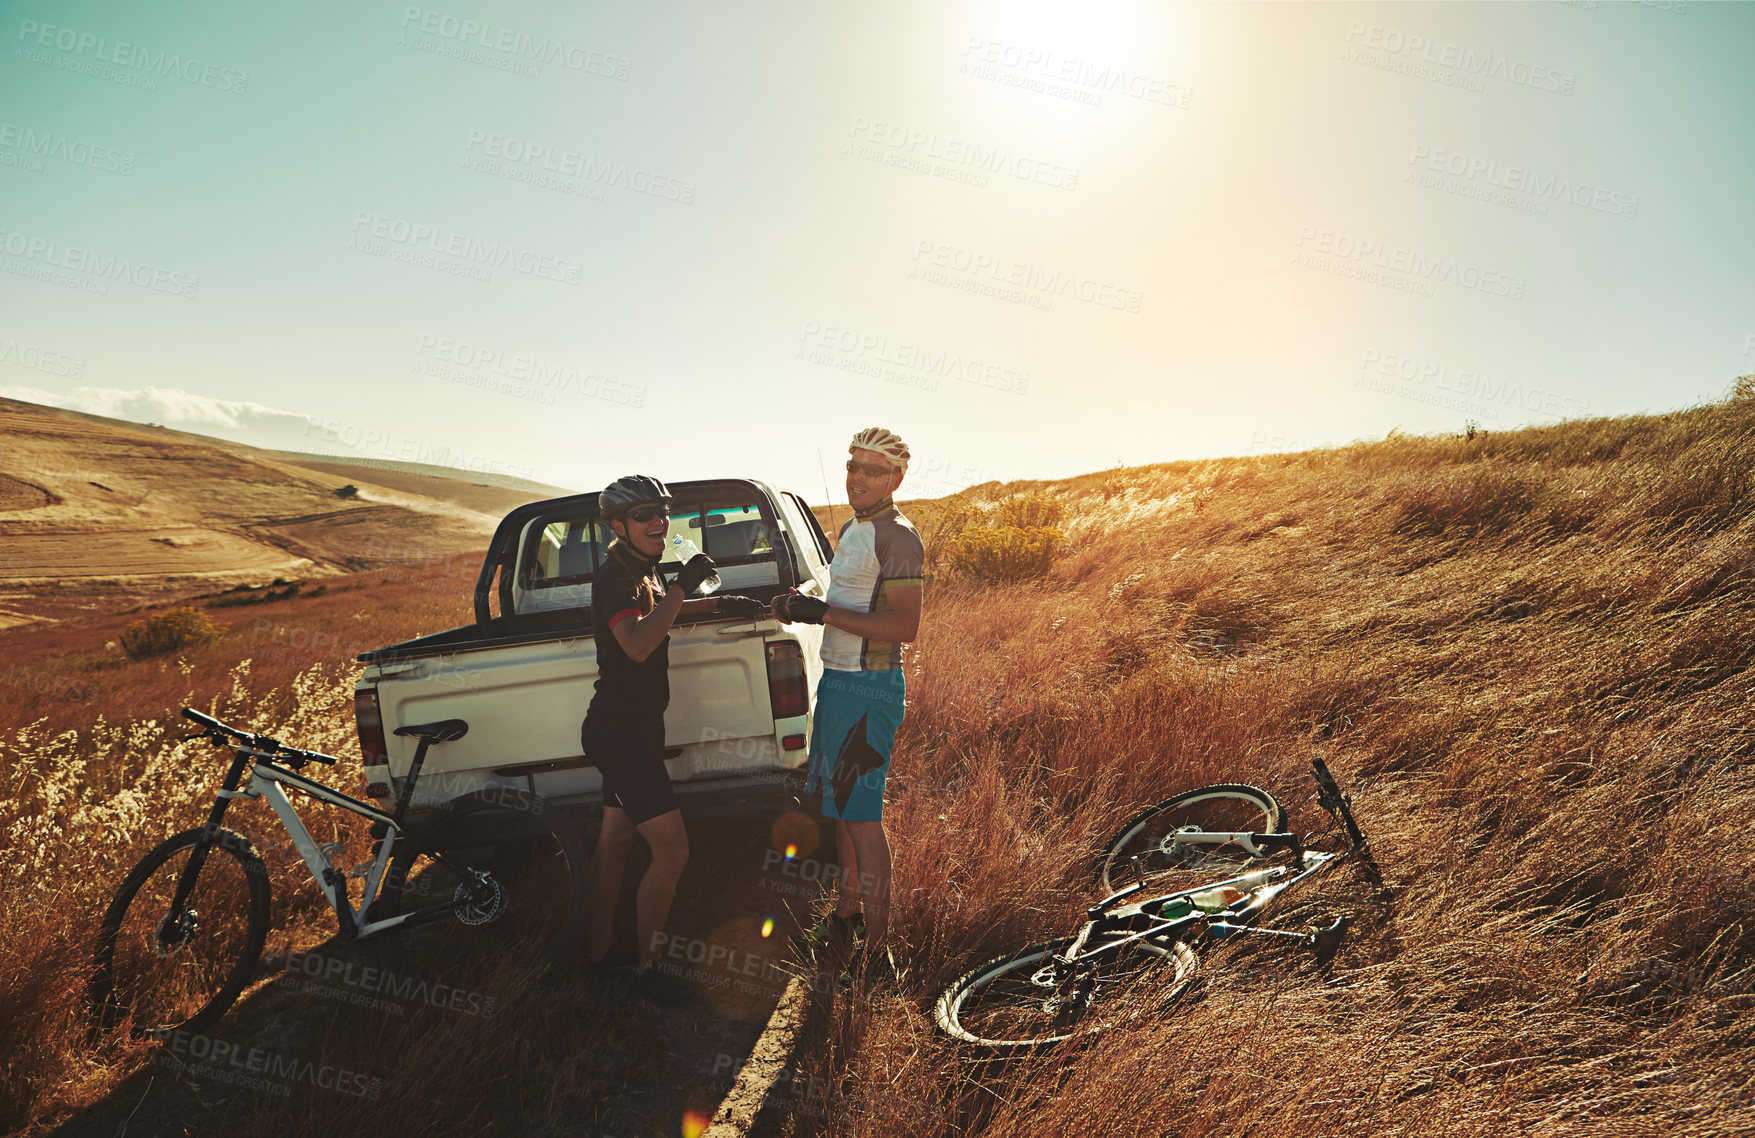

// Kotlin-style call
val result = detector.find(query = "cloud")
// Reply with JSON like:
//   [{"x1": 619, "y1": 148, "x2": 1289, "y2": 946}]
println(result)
[{"x1": 0, "y1": 384, "x2": 315, "y2": 435}]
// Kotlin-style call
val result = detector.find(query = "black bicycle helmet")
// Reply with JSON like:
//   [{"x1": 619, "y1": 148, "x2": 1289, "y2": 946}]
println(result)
[{"x1": 598, "y1": 474, "x2": 672, "y2": 520}]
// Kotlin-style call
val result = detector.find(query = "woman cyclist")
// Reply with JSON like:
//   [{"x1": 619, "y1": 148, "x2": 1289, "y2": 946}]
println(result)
[{"x1": 580, "y1": 474, "x2": 764, "y2": 1002}]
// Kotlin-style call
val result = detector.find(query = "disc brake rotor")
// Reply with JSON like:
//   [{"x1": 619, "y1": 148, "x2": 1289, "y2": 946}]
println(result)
[
  {"x1": 453, "y1": 873, "x2": 505, "y2": 926},
  {"x1": 1158, "y1": 825, "x2": 1208, "y2": 865}
]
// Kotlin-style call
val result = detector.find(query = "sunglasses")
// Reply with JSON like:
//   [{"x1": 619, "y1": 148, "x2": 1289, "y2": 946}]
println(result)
[
  {"x1": 624, "y1": 506, "x2": 671, "y2": 523},
  {"x1": 846, "y1": 459, "x2": 894, "y2": 479}
]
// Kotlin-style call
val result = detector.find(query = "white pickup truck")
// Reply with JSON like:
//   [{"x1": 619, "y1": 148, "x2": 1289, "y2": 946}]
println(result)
[{"x1": 351, "y1": 479, "x2": 837, "y2": 820}]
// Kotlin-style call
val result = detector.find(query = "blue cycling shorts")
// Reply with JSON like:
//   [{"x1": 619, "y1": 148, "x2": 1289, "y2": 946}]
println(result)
[{"x1": 804, "y1": 667, "x2": 906, "y2": 822}]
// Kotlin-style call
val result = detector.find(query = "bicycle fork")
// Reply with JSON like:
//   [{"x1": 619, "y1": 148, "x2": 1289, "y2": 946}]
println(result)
[
  {"x1": 1311, "y1": 757, "x2": 1384, "y2": 890},
  {"x1": 161, "y1": 745, "x2": 257, "y2": 948}
]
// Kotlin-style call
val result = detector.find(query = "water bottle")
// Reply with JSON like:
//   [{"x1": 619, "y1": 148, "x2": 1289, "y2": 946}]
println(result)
[
  {"x1": 1154, "y1": 896, "x2": 1196, "y2": 921},
  {"x1": 1190, "y1": 885, "x2": 1244, "y2": 914},
  {"x1": 1189, "y1": 867, "x2": 1282, "y2": 913},
  {"x1": 670, "y1": 534, "x2": 721, "y2": 595}
]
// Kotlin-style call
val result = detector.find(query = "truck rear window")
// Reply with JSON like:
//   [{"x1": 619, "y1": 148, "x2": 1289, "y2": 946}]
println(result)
[{"x1": 516, "y1": 495, "x2": 784, "y2": 616}]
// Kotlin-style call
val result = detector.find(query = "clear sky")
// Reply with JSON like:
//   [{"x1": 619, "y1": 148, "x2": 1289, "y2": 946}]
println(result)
[{"x1": 3, "y1": 0, "x2": 1752, "y2": 500}]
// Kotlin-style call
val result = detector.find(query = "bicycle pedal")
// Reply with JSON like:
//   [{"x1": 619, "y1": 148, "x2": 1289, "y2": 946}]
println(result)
[{"x1": 1308, "y1": 915, "x2": 1349, "y2": 965}]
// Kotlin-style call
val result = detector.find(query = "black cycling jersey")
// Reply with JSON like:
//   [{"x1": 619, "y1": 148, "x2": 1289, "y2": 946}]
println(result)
[{"x1": 582, "y1": 539, "x2": 670, "y2": 742}]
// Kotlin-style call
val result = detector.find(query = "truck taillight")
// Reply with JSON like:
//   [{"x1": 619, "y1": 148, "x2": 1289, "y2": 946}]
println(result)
[
  {"x1": 765, "y1": 642, "x2": 808, "y2": 720},
  {"x1": 355, "y1": 687, "x2": 389, "y2": 765}
]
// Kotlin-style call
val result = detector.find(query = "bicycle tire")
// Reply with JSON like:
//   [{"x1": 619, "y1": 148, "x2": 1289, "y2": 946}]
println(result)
[
  {"x1": 89, "y1": 827, "x2": 271, "y2": 1039},
  {"x1": 374, "y1": 794, "x2": 587, "y2": 989},
  {"x1": 1096, "y1": 784, "x2": 1287, "y2": 896},
  {"x1": 935, "y1": 935, "x2": 1198, "y2": 1052}
]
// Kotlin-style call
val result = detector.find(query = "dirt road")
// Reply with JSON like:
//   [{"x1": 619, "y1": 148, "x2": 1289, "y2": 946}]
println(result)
[{"x1": 49, "y1": 809, "x2": 834, "y2": 1138}]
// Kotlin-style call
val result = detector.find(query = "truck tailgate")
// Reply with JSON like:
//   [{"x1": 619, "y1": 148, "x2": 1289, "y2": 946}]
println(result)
[
  {"x1": 664, "y1": 621, "x2": 776, "y2": 754},
  {"x1": 369, "y1": 620, "x2": 793, "y2": 808}
]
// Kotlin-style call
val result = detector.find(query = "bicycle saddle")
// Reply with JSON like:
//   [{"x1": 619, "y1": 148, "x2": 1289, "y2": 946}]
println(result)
[{"x1": 393, "y1": 719, "x2": 469, "y2": 742}]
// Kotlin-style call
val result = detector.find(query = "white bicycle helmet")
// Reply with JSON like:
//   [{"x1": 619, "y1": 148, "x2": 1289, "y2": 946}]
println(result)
[{"x1": 849, "y1": 427, "x2": 910, "y2": 475}]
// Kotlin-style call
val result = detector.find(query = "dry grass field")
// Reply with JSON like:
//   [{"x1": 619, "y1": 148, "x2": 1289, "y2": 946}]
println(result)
[
  {"x1": 792, "y1": 389, "x2": 1755, "y2": 1136},
  {"x1": 2, "y1": 389, "x2": 1753, "y2": 1135}
]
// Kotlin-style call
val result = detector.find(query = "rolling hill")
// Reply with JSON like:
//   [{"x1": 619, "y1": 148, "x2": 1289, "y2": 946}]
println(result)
[{"x1": 0, "y1": 397, "x2": 572, "y2": 615}]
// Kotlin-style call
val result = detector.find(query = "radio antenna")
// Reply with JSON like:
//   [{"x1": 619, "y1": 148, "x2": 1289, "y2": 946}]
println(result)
[{"x1": 817, "y1": 448, "x2": 838, "y2": 537}]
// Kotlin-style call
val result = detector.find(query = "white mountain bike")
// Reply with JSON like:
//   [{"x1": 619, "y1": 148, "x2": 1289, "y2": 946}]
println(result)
[
  {"x1": 89, "y1": 708, "x2": 586, "y2": 1039},
  {"x1": 935, "y1": 758, "x2": 1381, "y2": 1052}
]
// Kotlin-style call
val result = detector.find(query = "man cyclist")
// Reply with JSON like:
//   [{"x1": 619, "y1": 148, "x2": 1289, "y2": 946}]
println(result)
[
  {"x1": 772, "y1": 428, "x2": 923, "y2": 973},
  {"x1": 580, "y1": 475, "x2": 764, "y2": 1002}
]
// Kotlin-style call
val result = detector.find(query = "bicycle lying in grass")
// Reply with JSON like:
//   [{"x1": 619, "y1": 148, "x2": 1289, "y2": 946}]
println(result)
[
  {"x1": 935, "y1": 758, "x2": 1382, "y2": 1052},
  {"x1": 89, "y1": 708, "x2": 586, "y2": 1039}
]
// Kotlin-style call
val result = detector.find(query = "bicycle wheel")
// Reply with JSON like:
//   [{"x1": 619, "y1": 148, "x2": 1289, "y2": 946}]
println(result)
[
  {"x1": 1097, "y1": 784, "x2": 1286, "y2": 895},
  {"x1": 373, "y1": 794, "x2": 586, "y2": 990},
  {"x1": 89, "y1": 827, "x2": 271, "y2": 1039},
  {"x1": 936, "y1": 934, "x2": 1198, "y2": 1052}
]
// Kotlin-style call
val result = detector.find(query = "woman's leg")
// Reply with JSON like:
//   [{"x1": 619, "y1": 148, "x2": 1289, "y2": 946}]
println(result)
[
  {"x1": 585, "y1": 805, "x2": 637, "y2": 959},
  {"x1": 632, "y1": 807, "x2": 689, "y2": 969}
]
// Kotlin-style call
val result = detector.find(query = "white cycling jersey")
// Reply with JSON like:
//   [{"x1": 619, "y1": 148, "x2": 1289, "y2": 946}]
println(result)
[{"x1": 820, "y1": 502, "x2": 923, "y2": 672}]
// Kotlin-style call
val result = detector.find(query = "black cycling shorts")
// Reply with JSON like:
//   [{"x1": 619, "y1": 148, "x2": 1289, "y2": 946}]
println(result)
[{"x1": 584, "y1": 722, "x2": 677, "y2": 825}]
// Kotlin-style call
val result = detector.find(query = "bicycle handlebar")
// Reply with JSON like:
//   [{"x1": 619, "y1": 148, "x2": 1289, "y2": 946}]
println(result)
[
  {"x1": 181, "y1": 707, "x2": 341, "y2": 766},
  {"x1": 181, "y1": 707, "x2": 240, "y2": 737}
]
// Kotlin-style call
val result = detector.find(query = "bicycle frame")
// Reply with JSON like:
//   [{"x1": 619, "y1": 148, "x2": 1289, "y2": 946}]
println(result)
[
  {"x1": 1060, "y1": 848, "x2": 1347, "y2": 969},
  {"x1": 186, "y1": 743, "x2": 484, "y2": 942}
]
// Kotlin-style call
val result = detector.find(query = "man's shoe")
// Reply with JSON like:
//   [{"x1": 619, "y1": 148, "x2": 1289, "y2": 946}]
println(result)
[
  {"x1": 837, "y1": 945, "x2": 899, "y2": 991},
  {"x1": 804, "y1": 911, "x2": 865, "y2": 949}
]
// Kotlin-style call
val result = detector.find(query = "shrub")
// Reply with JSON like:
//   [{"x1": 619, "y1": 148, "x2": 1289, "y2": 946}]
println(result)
[
  {"x1": 924, "y1": 493, "x2": 1069, "y2": 583},
  {"x1": 995, "y1": 491, "x2": 1065, "y2": 530},
  {"x1": 945, "y1": 524, "x2": 1062, "y2": 584},
  {"x1": 118, "y1": 607, "x2": 225, "y2": 660},
  {"x1": 916, "y1": 498, "x2": 983, "y2": 576}
]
